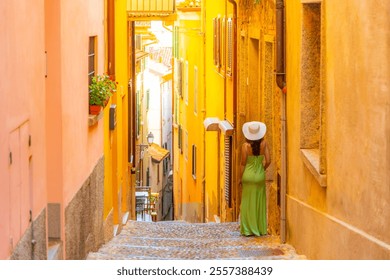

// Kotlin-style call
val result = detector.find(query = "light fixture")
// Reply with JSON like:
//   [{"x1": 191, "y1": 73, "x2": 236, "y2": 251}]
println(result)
[{"x1": 147, "y1": 132, "x2": 154, "y2": 145}]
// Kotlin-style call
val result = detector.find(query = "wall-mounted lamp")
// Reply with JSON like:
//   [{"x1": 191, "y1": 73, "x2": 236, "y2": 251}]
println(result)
[{"x1": 147, "y1": 132, "x2": 154, "y2": 145}]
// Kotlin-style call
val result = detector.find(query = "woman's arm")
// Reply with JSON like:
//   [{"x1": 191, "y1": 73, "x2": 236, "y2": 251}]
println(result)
[
  {"x1": 263, "y1": 139, "x2": 271, "y2": 170},
  {"x1": 239, "y1": 143, "x2": 248, "y2": 185}
]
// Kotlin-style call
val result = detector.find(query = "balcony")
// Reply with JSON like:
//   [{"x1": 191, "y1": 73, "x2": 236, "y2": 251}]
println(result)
[{"x1": 127, "y1": 0, "x2": 176, "y2": 21}]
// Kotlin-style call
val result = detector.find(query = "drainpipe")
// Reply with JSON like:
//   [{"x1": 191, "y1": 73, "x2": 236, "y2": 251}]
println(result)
[
  {"x1": 228, "y1": 0, "x2": 238, "y2": 220},
  {"x1": 276, "y1": 0, "x2": 287, "y2": 243},
  {"x1": 227, "y1": 0, "x2": 238, "y2": 127},
  {"x1": 202, "y1": 0, "x2": 207, "y2": 223}
]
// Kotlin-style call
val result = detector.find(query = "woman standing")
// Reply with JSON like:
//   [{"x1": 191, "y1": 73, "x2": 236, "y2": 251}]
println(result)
[{"x1": 239, "y1": 121, "x2": 271, "y2": 236}]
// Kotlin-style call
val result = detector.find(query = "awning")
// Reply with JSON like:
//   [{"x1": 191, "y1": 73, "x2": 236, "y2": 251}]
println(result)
[
  {"x1": 148, "y1": 143, "x2": 170, "y2": 163},
  {"x1": 135, "y1": 49, "x2": 149, "y2": 61},
  {"x1": 203, "y1": 117, "x2": 220, "y2": 131},
  {"x1": 219, "y1": 120, "x2": 234, "y2": 136}
]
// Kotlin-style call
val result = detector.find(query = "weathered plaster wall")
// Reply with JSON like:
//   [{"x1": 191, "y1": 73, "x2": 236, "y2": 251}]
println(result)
[
  {"x1": 286, "y1": 0, "x2": 390, "y2": 259},
  {"x1": 237, "y1": 0, "x2": 280, "y2": 233}
]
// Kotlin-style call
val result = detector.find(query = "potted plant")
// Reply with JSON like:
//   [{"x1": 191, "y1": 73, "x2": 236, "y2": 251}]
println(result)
[{"x1": 89, "y1": 74, "x2": 117, "y2": 115}]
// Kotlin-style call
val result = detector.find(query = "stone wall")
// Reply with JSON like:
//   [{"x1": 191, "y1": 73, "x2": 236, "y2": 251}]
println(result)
[
  {"x1": 10, "y1": 208, "x2": 47, "y2": 260},
  {"x1": 65, "y1": 157, "x2": 104, "y2": 259}
]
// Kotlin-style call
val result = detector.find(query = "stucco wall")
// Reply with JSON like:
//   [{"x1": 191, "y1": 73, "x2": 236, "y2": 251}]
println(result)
[
  {"x1": 237, "y1": 0, "x2": 279, "y2": 233},
  {"x1": 0, "y1": 0, "x2": 47, "y2": 259},
  {"x1": 286, "y1": 0, "x2": 390, "y2": 259},
  {"x1": 60, "y1": 0, "x2": 105, "y2": 208}
]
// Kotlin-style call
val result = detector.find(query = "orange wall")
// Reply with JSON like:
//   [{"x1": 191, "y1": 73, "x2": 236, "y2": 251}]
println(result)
[
  {"x1": 0, "y1": 0, "x2": 47, "y2": 259},
  {"x1": 285, "y1": 0, "x2": 390, "y2": 259},
  {"x1": 59, "y1": 0, "x2": 105, "y2": 206}
]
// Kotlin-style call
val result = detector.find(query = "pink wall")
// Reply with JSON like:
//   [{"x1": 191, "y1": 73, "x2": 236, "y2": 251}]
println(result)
[
  {"x1": 59, "y1": 0, "x2": 105, "y2": 206},
  {"x1": 0, "y1": 0, "x2": 46, "y2": 259},
  {"x1": 0, "y1": 0, "x2": 106, "y2": 259},
  {"x1": 45, "y1": 0, "x2": 106, "y2": 248}
]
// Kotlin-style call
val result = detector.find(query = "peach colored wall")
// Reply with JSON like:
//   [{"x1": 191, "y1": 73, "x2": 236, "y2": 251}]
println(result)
[
  {"x1": 46, "y1": 0, "x2": 63, "y2": 204},
  {"x1": 0, "y1": 0, "x2": 46, "y2": 259},
  {"x1": 59, "y1": 0, "x2": 105, "y2": 206}
]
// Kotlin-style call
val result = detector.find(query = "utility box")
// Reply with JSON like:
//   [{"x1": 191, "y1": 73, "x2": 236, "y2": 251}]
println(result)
[{"x1": 109, "y1": 104, "x2": 117, "y2": 130}]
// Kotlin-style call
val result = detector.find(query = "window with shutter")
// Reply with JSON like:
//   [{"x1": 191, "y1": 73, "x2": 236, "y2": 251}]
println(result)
[
  {"x1": 224, "y1": 136, "x2": 232, "y2": 208},
  {"x1": 227, "y1": 18, "x2": 233, "y2": 77},
  {"x1": 192, "y1": 145, "x2": 197, "y2": 179},
  {"x1": 194, "y1": 66, "x2": 198, "y2": 115}
]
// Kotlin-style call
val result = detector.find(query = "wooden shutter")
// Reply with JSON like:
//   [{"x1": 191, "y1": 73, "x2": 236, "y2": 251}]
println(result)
[
  {"x1": 226, "y1": 18, "x2": 233, "y2": 76},
  {"x1": 224, "y1": 136, "x2": 232, "y2": 207}
]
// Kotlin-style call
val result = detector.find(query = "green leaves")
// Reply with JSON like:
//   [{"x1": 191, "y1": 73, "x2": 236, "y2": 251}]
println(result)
[{"x1": 89, "y1": 74, "x2": 117, "y2": 106}]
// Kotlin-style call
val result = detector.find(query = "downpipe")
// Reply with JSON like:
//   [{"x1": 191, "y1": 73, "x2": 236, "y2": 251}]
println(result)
[{"x1": 276, "y1": 0, "x2": 287, "y2": 243}]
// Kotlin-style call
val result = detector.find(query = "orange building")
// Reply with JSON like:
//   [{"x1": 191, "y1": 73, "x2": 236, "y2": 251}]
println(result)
[{"x1": 1, "y1": 0, "x2": 108, "y2": 259}]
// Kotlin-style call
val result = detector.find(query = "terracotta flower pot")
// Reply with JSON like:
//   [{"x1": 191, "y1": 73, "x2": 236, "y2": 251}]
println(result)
[{"x1": 89, "y1": 104, "x2": 102, "y2": 115}]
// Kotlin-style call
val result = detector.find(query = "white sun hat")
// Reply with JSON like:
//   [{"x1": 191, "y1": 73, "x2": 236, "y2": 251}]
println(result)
[{"x1": 242, "y1": 121, "x2": 267, "y2": 141}]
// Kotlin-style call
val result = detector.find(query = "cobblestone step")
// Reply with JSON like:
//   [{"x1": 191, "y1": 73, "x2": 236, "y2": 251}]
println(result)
[{"x1": 87, "y1": 221, "x2": 305, "y2": 260}]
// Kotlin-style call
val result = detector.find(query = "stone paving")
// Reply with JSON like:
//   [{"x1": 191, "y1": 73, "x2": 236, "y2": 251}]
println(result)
[{"x1": 87, "y1": 220, "x2": 305, "y2": 260}]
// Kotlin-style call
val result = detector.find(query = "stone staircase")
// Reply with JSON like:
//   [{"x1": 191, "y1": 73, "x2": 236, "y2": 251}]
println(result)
[{"x1": 87, "y1": 221, "x2": 304, "y2": 260}]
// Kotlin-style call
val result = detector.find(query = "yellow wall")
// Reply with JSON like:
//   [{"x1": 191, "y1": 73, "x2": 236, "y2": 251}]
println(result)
[
  {"x1": 173, "y1": 1, "x2": 239, "y2": 223},
  {"x1": 285, "y1": 0, "x2": 390, "y2": 259},
  {"x1": 236, "y1": 0, "x2": 280, "y2": 232},
  {"x1": 174, "y1": 10, "x2": 205, "y2": 222},
  {"x1": 103, "y1": 0, "x2": 130, "y2": 233}
]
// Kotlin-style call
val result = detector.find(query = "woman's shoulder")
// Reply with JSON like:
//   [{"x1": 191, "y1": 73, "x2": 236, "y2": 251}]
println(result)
[
  {"x1": 242, "y1": 142, "x2": 253, "y2": 155},
  {"x1": 242, "y1": 142, "x2": 251, "y2": 148}
]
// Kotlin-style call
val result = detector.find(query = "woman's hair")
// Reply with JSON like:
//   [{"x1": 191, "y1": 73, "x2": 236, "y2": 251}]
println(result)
[{"x1": 249, "y1": 138, "x2": 262, "y2": 156}]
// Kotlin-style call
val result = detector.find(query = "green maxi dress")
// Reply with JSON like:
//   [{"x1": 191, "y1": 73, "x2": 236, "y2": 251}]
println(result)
[{"x1": 240, "y1": 154, "x2": 267, "y2": 236}]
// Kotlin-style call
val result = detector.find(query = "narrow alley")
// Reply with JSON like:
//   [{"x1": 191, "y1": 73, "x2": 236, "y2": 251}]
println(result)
[
  {"x1": 87, "y1": 221, "x2": 303, "y2": 260},
  {"x1": 1, "y1": 0, "x2": 389, "y2": 264}
]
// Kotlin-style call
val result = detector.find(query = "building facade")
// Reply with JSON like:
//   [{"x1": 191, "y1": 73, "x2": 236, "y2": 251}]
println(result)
[
  {"x1": 0, "y1": 0, "x2": 133, "y2": 260},
  {"x1": 284, "y1": 0, "x2": 390, "y2": 259}
]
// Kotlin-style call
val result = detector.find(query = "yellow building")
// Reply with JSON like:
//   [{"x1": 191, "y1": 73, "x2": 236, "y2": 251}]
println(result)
[
  {"x1": 173, "y1": 0, "x2": 239, "y2": 223},
  {"x1": 283, "y1": 0, "x2": 390, "y2": 259},
  {"x1": 127, "y1": 2, "x2": 175, "y2": 222},
  {"x1": 103, "y1": 0, "x2": 131, "y2": 240},
  {"x1": 234, "y1": 0, "x2": 281, "y2": 234}
]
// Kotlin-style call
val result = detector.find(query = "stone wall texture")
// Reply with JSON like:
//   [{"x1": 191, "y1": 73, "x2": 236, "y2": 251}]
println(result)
[
  {"x1": 65, "y1": 157, "x2": 105, "y2": 259},
  {"x1": 10, "y1": 209, "x2": 47, "y2": 260}
]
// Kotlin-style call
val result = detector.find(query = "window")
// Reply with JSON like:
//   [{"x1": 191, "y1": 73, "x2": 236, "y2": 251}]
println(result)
[
  {"x1": 300, "y1": 1, "x2": 327, "y2": 187},
  {"x1": 184, "y1": 130, "x2": 188, "y2": 161},
  {"x1": 184, "y1": 60, "x2": 188, "y2": 105},
  {"x1": 173, "y1": 26, "x2": 179, "y2": 59},
  {"x1": 146, "y1": 89, "x2": 150, "y2": 111},
  {"x1": 192, "y1": 145, "x2": 197, "y2": 179},
  {"x1": 213, "y1": 17, "x2": 221, "y2": 68},
  {"x1": 178, "y1": 125, "x2": 182, "y2": 153},
  {"x1": 224, "y1": 136, "x2": 232, "y2": 207},
  {"x1": 88, "y1": 36, "x2": 96, "y2": 89},
  {"x1": 226, "y1": 18, "x2": 233, "y2": 77},
  {"x1": 174, "y1": 58, "x2": 183, "y2": 97},
  {"x1": 136, "y1": 90, "x2": 141, "y2": 138},
  {"x1": 194, "y1": 66, "x2": 198, "y2": 115}
]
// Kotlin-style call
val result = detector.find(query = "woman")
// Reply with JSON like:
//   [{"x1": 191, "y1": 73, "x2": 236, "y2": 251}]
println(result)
[{"x1": 239, "y1": 121, "x2": 271, "y2": 236}]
